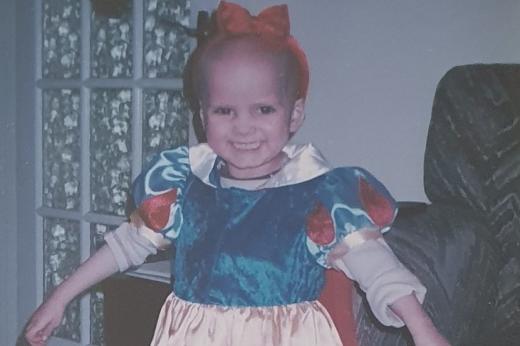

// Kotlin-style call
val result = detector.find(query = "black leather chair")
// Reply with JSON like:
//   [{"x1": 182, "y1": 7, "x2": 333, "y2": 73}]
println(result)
[{"x1": 354, "y1": 64, "x2": 520, "y2": 346}]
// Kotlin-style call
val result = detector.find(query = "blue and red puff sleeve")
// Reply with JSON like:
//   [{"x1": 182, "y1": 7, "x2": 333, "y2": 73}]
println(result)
[
  {"x1": 132, "y1": 146, "x2": 190, "y2": 241},
  {"x1": 306, "y1": 167, "x2": 398, "y2": 267}
]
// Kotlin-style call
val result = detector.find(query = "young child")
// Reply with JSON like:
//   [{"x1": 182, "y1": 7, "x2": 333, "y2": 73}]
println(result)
[{"x1": 26, "y1": 2, "x2": 450, "y2": 345}]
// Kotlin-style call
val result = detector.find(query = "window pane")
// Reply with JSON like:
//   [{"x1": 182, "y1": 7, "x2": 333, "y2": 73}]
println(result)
[
  {"x1": 91, "y1": 2, "x2": 133, "y2": 78},
  {"x1": 143, "y1": 0, "x2": 191, "y2": 78},
  {"x1": 90, "y1": 223, "x2": 116, "y2": 346},
  {"x1": 43, "y1": 217, "x2": 81, "y2": 342},
  {"x1": 42, "y1": 0, "x2": 81, "y2": 79},
  {"x1": 42, "y1": 89, "x2": 81, "y2": 210},
  {"x1": 90, "y1": 89, "x2": 132, "y2": 216},
  {"x1": 90, "y1": 289, "x2": 105, "y2": 346},
  {"x1": 142, "y1": 89, "x2": 189, "y2": 165}
]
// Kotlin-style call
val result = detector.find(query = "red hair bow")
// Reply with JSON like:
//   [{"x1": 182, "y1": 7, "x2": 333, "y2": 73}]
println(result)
[
  {"x1": 216, "y1": 1, "x2": 290, "y2": 39},
  {"x1": 214, "y1": 1, "x2": 309, "y2": 99}
]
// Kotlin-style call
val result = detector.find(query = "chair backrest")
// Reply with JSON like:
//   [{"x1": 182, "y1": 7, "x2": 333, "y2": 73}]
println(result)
[{"x1": 424, "y1": 64, "x2": 520, "y2": 263}]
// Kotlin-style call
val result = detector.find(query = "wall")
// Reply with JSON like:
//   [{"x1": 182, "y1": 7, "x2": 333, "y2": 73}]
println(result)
[
  {"x1": 0, "y1": 0, "x2": 18, "y2": 344},
  {"x1": 190, "y1": 0, "x2": 520, "y2": 201},
  {"x1": 15, "y1": 0, "x2": 37, "y2": 341}
]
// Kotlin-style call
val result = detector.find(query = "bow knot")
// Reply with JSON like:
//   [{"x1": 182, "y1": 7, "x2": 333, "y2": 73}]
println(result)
[{"x1": 217, "y1": 1, "x2": 290, "y2": 39}]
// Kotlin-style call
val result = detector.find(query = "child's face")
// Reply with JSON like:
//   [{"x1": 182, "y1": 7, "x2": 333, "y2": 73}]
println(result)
[{"x1": 201, "y1": 53, "x2": 304, "y2": 179}]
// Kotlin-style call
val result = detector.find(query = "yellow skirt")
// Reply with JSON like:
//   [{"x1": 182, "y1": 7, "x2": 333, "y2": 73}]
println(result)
[{"x1": 150, "y1": 292, "x2": 342, "y2": 346}]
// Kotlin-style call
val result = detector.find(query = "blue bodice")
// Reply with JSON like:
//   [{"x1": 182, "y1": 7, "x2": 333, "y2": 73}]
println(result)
[{"x1": 173, "y1": 173, "x2": 325, "y2": 306}]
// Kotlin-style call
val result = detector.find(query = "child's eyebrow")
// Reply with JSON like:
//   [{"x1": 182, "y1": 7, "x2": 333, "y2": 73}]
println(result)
[
  {"x1": 251, "y1": 101, "x2": 278, "y2": 107},
  {"x1": 252, "y1": 98, "x2": 284, "y2": 106},
  {"x1": 208, "y1": 103, "x2": 234, "y2": 108}
]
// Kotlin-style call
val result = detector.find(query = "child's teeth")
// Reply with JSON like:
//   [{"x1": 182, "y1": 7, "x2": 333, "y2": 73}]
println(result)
[{"x1": 234, "y1": 142, "x2": 260, "y2": 150}]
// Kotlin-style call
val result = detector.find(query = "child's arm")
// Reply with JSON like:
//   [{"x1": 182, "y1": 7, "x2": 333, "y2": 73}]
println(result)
[
  {"x1": 25, "y1": 213, "x2": 168, "y2": 345},
  {"x1": 391, "y1": 294, "x2": 450, "y2": 346},
  {"x1": 25, "y1": 244, "x2": 119, "y2": 345},
  {"x1": 329, "y1": 233, "x2": 451, "y2": 346}
]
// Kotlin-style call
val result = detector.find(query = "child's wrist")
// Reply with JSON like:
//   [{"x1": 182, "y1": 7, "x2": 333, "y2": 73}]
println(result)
[
  {"x1": 48, "y1": 284, "x2": 74, "y2": 308},
  {"x1": 48, "y1": 293, "x2": 67, "y2": 308}
]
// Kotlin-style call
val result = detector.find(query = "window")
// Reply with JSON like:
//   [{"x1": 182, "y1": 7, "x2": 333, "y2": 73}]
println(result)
[{"x1": 36, "y1": 0, "x2": 191, "y2": 344}]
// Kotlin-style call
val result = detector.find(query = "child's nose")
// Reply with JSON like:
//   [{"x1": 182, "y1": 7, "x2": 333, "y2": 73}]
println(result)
[{"x1": 232, "y1": 113, "x2": 256, "y2": 135}]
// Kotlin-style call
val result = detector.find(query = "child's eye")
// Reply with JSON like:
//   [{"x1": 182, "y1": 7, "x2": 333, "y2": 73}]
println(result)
[
  {"x1": 257, "y1": 105, "x2": 276, "y2": 115},
  {"x1": 212, "y1": 107, "x2": 233, "y2": 116}
]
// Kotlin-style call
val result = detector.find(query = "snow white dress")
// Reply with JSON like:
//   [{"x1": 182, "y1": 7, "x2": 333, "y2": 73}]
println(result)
[{"x1": 117, "y1": 143, "x2": 423, "y2": 346}]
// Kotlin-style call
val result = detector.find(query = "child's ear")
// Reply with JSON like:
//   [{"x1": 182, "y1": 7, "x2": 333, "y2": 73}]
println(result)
[{"x1": 289, "y1": 98, "x2": 305, "y2": 133}]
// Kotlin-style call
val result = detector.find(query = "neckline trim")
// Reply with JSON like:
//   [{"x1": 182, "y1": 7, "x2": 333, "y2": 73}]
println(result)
[{"x1": 189, "y1": 143, "x2": 332, "y2": 189}]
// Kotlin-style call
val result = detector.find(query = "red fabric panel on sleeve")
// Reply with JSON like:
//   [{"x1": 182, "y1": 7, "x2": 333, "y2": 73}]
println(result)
[
  {"x1": 306, "y1": 202, "x2": 335, "y2": 246},
  {"x1": 359, "y1": 177, "x2": 394, "y2": 228},
  {"x1": 138, "y1": 189, "x2": 177, "y2": 231}
]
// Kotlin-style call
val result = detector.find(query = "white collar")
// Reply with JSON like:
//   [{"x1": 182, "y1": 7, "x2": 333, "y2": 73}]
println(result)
[{"x1": 189, "y1": 143, "x2": 332, "y2": 189}]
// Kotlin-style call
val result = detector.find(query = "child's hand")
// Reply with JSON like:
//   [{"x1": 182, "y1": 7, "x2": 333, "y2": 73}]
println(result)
[
  {"x1": 25, "y1": 297, "x2": 66, "y2": 346},
  {"x1": 25, "y1": 242, "x2": 121, "y2": 345}
]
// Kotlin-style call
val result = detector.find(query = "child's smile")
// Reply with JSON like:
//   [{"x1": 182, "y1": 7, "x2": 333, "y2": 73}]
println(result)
[{"x1": 231, "y1": 141, "x2": 261, "y2": 150}]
